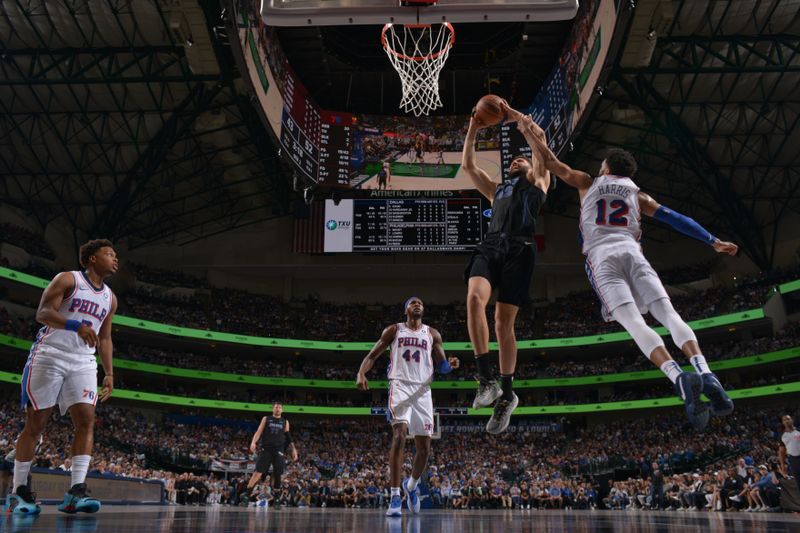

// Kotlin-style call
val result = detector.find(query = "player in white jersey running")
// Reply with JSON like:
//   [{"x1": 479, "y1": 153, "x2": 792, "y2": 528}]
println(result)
[
  {"x1": 6, "y1": 239, "x2": 118, "y2": 515},
  {"x1": 517, "y1": 114, "x2": 738, "y2": 431},
  {"x1": 356, "y1": 297, "x2": 459, "y2": 517}
]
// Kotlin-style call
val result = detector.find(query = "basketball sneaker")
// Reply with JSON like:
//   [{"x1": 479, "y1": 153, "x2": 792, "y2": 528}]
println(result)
[
  {"x1": 5, "y1": 486, "x2": 40, "y2": 515},
  {"x1": 402, "y1": 479, "x2": 420, "y2": 514},
  {"x1": 486, "y1": 393, "x2": 519, "y2": 435},
  {"x1": 675, "y1": 372, "x2": 709, "y2": 431},
  {"x1": 386, "y1": 493, "x2": 402, "y2": 517},
  {"x1": 57, "y1": 483, "x2": 101, "y2": 514},
  {"x1": 472, "y1": 378, "x2": 502, "y2": 409},
  {"x1": 700, "y1": 372, "x2": 734, "y2": 416}
]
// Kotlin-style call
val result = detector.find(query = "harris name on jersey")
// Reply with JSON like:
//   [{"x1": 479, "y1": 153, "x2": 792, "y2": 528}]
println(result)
[{"x1": 595, "y1": 182, "x2": 633, "y2": 199}]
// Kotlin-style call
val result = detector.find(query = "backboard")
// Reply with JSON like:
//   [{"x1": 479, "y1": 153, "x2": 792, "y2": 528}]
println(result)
[{"x1": 260, "y1": 0, "x2": 580, "y2": 26}]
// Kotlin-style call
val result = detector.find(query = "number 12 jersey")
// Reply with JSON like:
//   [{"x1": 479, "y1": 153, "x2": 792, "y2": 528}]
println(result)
[{"x1": 579, "y1": 174, "x2": 642, "y2": 256}]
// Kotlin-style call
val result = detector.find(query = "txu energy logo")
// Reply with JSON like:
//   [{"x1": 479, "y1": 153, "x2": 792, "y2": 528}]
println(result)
[{"x1": 326, "y1": 220, "x2": 350, "y2": 230}]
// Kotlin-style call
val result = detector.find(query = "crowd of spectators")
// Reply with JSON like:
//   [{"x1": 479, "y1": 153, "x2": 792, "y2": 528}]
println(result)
[
  {"x1": 3, "y1": 231, "x2": 798, "y2": 344},
  {"x1": 0, "y1": 223, "x2": 55, "y2": 260},
  {"x1": 107, "y1": 363, "x2": 795, "y2": 409},
  {"x1": 1, "y1": 317, "x2": 798, "y2": 389},
  {"x1": 653, "y1": 262, "x2": 716, "y2": 286},
  {"x1": 0, "y1": 306, "x2": 30, "y2": 340},
  {"x1": 0, "y1": 396, "x2": 796, "y2": 512},
  {"x1": 64, "y1": 321, "x2": 800, "y2": 384},
  {"x1": 125, "y1": 262, "x2": 211, "y2": 289},
  {"x1": 539, "y1": 279, "x2": 772, "y2": 339},
  {"x1": 107, "y1": 275, "x2": 775, "y2": 344}
]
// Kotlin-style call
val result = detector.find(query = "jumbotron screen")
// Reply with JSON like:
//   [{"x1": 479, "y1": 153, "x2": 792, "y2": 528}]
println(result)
[
  {"x1": 323, "y1": 198, "x2": 489, "y2": 253},
  {"x1": 235, "y1": 0, "x2": 619, "y2": 191}
]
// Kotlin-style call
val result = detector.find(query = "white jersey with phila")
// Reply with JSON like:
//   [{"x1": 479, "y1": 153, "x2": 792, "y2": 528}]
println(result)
[
  {"x1": 35, "y1": 271, "x2": 113, "y2": 356},
  {"x1": 387, "y1": 322, "x2": 434, "y2": 384}
]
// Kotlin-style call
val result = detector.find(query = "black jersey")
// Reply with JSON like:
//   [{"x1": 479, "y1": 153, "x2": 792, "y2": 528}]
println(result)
[
  {"x1": 487, "y1": 177, "x2": 546, "y2": 238},
  {"x1": 260, "y1": 416, "x2": 287, "y2": 450}
]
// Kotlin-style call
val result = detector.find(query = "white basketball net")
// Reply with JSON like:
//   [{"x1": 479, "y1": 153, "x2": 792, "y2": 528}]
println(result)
[{"x1": 382, "y1": 23, "x2": 455, "y2": 117}]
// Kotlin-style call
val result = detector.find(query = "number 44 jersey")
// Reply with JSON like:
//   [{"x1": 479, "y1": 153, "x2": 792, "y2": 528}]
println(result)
[
  {"x1": 579, "y1": 174, "x2": 642, "y2": 257},
  {"x1": 387, "y1": 323, "x2": 434, "y2": 384}
]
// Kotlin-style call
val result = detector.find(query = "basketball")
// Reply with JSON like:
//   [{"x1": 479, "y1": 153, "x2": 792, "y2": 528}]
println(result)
[{"x1": 473, "y1": 94, "x2": 508, "y2": 127}]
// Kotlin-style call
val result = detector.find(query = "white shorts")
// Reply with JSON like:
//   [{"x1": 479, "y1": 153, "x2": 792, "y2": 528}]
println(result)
[
  {"x1": 585, "y1": 244, "x2": 669, "y2": 322},
  {"x1": 21, "y1": 344, "x2": 98, "y2": 415},
  {"x1": 388, "y1": 380, "x2": 434, "y2": 437}
]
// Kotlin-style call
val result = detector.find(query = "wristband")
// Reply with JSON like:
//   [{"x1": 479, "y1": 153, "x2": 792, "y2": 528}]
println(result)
[
  {"x1": 65, "y1": 319, "x2": 82, "y2": 332},
  {"x1": 437, "y1": 360, "x2": 453, "y2": 374}
]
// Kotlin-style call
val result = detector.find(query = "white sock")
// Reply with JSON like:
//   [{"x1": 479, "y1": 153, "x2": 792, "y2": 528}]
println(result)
[
  {"x1": 13, "y1": 460, "x2": 32, "y2": 492},
  {"x1": 391, "y1": 487, "x2": 400, "y2": 497},
  {"x1": 689, "y1": 354, "x2": 711, "y2": 375},
  {"x1": 408, "y1": 477, "x2": 419, "y2": 491},
  {"x1": 71, "y1": 455, "x2": 91, "y2": 487},
  {"x1": 659, "y1": 360, "x2": 682, "y2": 384}
]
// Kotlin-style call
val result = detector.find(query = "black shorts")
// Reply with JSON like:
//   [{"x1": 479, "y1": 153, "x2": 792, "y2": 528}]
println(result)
[
  {"x1": 464, "y1": 233, "x2": 536, "y2": 307},
  {"x1": 255, "y1": 449, "x2": 285, "y2": 476}
]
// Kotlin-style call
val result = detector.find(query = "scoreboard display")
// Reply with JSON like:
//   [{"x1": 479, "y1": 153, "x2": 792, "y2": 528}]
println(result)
[
  {"x1": 279, "y1": 66, "x2": 352, "y2": 186},
  {"x1": 499, "y1": 100, "x2": 569, "y2": 177},
  {"x1": 324, "y1": 198, "x2": 487, "y2": 253}
]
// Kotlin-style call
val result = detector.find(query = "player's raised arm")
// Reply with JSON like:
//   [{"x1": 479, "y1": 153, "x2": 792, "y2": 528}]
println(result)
[
  {"x1": 504, "y1": 104, "x2": 592, "y2": 191},
  {"x1": 515, "y1": 115, "x2": 551, "y2": 192},
  {"x1": 461, "y1": 117, "x2": 498, "y2": 202},
  {"x1": 429, "y1": 328, "x2": 460, "y2": 373},
  {"x1": 638, "y1": 192, "x2": 738, "y2": 255},
  {"x1": 356, "y1": 324, "x2": 398, "y2": 391}
]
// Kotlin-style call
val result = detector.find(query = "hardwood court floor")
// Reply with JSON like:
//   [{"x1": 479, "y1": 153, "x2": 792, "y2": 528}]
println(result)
[{"x1": 3, "y1": 506, "x2": 800, "y2": 533}]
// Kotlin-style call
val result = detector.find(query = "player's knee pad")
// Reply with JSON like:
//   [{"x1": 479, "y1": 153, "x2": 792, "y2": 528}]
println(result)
[
  {"x1": 648, "y1": 298, "x2": 696, "y2": 349},
  {"x1": 611, "y1": 303, "x2": 664, "y2": 359}
]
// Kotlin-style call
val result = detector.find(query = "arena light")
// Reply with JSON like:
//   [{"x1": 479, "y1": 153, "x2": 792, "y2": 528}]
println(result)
[
  {"x1": 0, "y1": 333, "x2": 797, "y2": 390},
  {"x1": 780, "y1": 279, "x2": 800, "y2": 294},
  {"x1": 0, "y1": 267, "x2": 774, "y2": 351},
  {"x1": 0, "y1": 370, "x2": 796, "y2": 416}
]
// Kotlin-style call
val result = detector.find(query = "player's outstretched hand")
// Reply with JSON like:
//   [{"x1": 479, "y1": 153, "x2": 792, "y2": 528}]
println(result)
[
  {"x1": 516, "y1": 113, "x2": 534, "y2": 134},
  {"x1": 523, "y1": 114, "x2": 546, "y2": 138},
  {"x1": 448, "y1": 357, "x2": 460, "y2": 370},
  {"x1": 500, "y1": 100, "x2": 524, "y2": 124},
  {"x1": 356, "y1": 373, "x2": 369, "y2": 391},
  {"x1": 291, "y1": 449, "x2": 298, "y2": 462},
  {"x1": 713, "y1": 239, "x2": 739, "y2": 256},
  {"x1": 249, "y1": 443, "x2": 257, "y2": 454},
  {"x1": 99, "y1": 375, "x2": 113, "y2": 402},
  {"x1": 77, "y1": 323, "x2": 98, "y2": 347},
  {"x1": 468, "y1": 112, "x2": 486, "y2": 130}
]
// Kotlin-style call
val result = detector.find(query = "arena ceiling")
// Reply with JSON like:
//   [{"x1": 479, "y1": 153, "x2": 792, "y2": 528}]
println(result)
[
  {"x1": 1, "y1": 0, "x2": 798, "y2": 270},
  {"x1": 565, "y1": 0, "x2": 800, "y2": 270},
  {"x1": 0, "y1": 0, "x2": 289, "y2": 250}
]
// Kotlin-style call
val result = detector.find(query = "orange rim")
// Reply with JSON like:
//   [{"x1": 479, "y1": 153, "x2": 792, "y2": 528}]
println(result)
[{"x1": 381, "y1": 22, "x2": 455, "y2": 62}]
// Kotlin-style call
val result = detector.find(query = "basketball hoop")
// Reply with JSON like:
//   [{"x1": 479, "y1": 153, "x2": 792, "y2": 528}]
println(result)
[{"x1": 381, "y1": 22, "x2": 455, "y2": 117}]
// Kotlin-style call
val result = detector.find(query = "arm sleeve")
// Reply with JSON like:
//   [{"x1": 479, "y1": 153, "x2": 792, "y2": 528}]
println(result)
[
  {"x1": 653, "y1": 206, "x2": 716, "y2": 245},
  {"x1": 284, "y1": 431, "x2": 293, "y2": 453}
]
